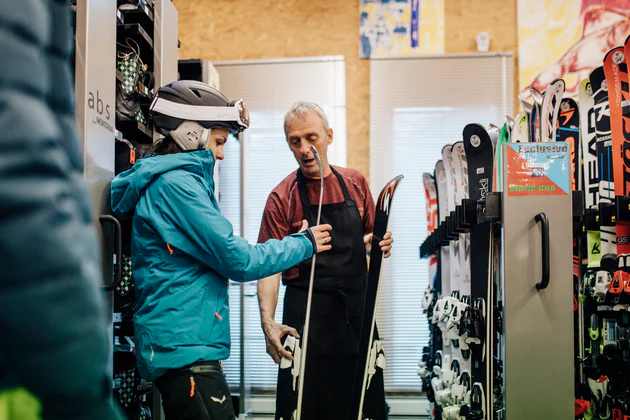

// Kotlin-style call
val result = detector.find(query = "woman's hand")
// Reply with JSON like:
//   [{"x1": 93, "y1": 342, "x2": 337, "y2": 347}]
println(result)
[{"x1": 299, "y1": 219, "x2": 332, "y2": 254}]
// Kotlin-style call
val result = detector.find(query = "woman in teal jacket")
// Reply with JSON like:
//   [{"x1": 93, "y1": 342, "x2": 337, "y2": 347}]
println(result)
[{"x1": 111, "y1": 81, "x2": 332, "y2": 419}]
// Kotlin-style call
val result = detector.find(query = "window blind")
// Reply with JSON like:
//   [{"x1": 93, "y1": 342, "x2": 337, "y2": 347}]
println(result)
[
  {"x1": 214, "y1": 57, "x2": 347, "y2": 391},
  {"x1": 369, "y1": 53, "x2": 514, "y2": 392}
]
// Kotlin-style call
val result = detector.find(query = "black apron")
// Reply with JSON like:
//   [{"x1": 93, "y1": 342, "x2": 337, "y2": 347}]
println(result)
[{"x1": 275, "y1": 167, "x2": 387, "y2": 420}]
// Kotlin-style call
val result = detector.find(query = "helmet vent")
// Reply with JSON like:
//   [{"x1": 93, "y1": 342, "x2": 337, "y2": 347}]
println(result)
[{"x1": 191, "y1": 89, "x2": 202, "y2": 99}]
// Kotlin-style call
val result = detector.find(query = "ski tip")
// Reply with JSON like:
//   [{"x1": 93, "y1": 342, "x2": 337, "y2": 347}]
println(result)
[
  {"x1": 376, "y1": 175, "x2": 404, "y2": 213},
  {"x1": 603, "y1": 45, "x2": 624, "y2": 63}
]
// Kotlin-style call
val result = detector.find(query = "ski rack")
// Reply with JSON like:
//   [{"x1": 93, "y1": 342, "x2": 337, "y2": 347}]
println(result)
[
  {"x1": 420, "y1": 194, "x2": 502, "y2": 259},
  {"x1": 616, "y1": 195, "x2": 630, "y2": 221},
  {"x1": 420, "y1": 190, "x2": 582, "y2": 258}
]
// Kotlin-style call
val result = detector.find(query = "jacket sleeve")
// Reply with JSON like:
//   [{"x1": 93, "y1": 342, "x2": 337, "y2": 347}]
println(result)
[
  {"x1": 0, "y1": 1, "x2": 124, "y2": 419},
  {"x1": 145, "y1": 174, "x2": 315, "y2": 281}
]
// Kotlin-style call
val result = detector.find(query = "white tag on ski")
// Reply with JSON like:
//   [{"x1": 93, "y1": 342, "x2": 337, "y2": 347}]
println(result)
[
  {"x1": 280, "y1": 335, "x2": 297, "y2": 370},
  {"x1": 290, "y1": 342, "x2": 302, "y2": 391}
]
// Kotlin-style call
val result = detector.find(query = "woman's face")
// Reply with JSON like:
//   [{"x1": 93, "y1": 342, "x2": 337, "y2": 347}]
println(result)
[{"x1": 206, "y1": 127, "x2": 230, "y2": 160}]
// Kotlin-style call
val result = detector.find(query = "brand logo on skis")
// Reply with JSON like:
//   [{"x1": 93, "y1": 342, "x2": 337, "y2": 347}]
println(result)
[
  {"x1": 591, "y1": 243, "x2": 601, "y2": 255},
  {"x1": 476, "y1": 167, "x2": 484, "y2": 175},
  {"x1": 618, "y1": 236, "x2": 630, "y2": 244},
  {"x1": 586, "y1": 82, "x2": 593, "y2": 97},
  {"x1": 613, "y1": 51, "x2": 625, "y2": 64},
  {"x1": 602, "y1": 80, "x2": 608, "y2": 91},
  {"x1": 383, "y1": 190, "x2": 391, "y2": 215},
  {"x1": 470, "y1": 135, "x2": 481, "y2": 147},
  {"x1": 479, "y1": 178, "x2": 488, "y2": 200},
  {"x1": 561, "y1": 101, "x2": 570, "y2": 112},
  {"x1": 554, "y1": 83, "x2": 563, "y2": 93}
]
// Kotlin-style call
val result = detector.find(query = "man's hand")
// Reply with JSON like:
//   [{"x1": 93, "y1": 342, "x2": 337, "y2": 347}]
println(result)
[
  {"x1": 364, "y1": 231, "x2": 394, "y2": 258},
  {"x1": 262, "y1": 320, "x2": 300, "y2": 364}
]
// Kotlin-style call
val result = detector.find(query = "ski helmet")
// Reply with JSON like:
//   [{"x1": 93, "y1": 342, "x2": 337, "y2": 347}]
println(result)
[{"x1": 149, "y1": 80, "x2": 250, "y2": 151}]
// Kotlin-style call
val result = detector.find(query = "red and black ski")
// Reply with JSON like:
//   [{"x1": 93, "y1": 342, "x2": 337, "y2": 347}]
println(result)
[{"x1": 604, "y1": 42, "x2": 630, "y2": 306}]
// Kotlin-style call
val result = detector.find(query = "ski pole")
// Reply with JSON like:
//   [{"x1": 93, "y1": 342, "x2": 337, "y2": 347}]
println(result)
[{"x1": 295, "y1": 145, "x2": 324, "y2": 420}]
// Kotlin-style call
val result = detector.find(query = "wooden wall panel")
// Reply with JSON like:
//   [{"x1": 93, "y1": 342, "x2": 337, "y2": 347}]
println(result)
[
  {"x1": 445, "y1": 0, "x2": 520, "y2": 110},
  {"x1": 173, "y1": 0, "x2": 370, "y2": 177},
  {"x1": 174, "y1": 0, "x2": 518, "y2": 179}
]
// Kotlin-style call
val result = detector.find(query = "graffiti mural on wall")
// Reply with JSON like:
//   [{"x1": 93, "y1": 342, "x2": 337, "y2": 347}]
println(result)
[
  {"x1": 519, "y1": 0, "x2": 630, "y2": 99},
  {"x1": 360, "y1": 0, "x2": 444, "y2": 58}
]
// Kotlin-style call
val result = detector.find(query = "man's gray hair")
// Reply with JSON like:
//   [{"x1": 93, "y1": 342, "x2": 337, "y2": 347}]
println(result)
[{"x1": 284, "y1": 101, "x2": 330, "y2": 136}]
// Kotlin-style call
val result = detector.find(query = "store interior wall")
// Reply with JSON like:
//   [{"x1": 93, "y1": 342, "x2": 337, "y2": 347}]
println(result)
[{"x1": 174, "y1": 0, "x2": 518, "y2": 180}]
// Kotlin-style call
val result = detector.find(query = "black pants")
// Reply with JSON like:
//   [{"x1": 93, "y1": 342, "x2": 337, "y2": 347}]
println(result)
[
  {"x1": 275, "y1": 287, "x2": 387, "y2": 420},
  {"x1": 155, "y1": 361, "x2": 235, "y2": 420}
]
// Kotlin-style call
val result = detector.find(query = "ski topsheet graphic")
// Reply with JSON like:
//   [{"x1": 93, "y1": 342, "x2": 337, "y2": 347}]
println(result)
[
  {"x1": 592, "y1": 66, "x2": 617, "y2": 258},
  {"x1": 436, "y1": 160, "x2": 451, "y2": 300},
  {"x1": 530, "y1": 87, "x2": 544, "y2": 142},
  {"x1": 512, "y1": 112, "x2": 528, "y2": 143},
  {"x1": 556, "y1": 98, "x2": 580, "y2": 191},
  {"x1": 423, "y1": 172, "x2": 439, "y2": 295},
  {"x1": 442, "y1": 145, "x2": 461, "y2": 294},
  {"x1": 591, "y1": 66, "x2": 614, "y2": 202},
  {"x1": 579, "y1": 78, "x2": 598, "y2": 208},
  {"x1": 604, "y1": 42, "x2": 630, "y2": 288},
  {"x1": 519, "y1": 96, "x2": 535, "y2": 143},
  {"x1": 540, "y1": 78, "x2": 566, "y2": 143},
  {"x1": 603, "y1": 46, "x2": 630, "y2": 197},
  {"x1": 462, "y1": 123, "x2": 495, "y2": 417},
  {"x1": 453, "y1": 142, "x2": 471, "y2": 294},
  {"x1": 350, "y1": 175, "x2": 403, "y2": 420}
]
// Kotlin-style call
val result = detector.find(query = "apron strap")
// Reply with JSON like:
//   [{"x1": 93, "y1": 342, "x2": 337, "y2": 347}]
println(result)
[
  {"x1": 295, "y1": 166, "x2": 353, "y2": 211},
  {"x1": 330, "y1": 166, "x2": 353, "y2": 202}
]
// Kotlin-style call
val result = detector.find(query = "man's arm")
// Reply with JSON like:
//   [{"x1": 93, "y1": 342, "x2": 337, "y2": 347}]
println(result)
[
  {"x1": 257, "y1": 193, "x2": 301, "y2": 363},
  {"x1": 258, "y1": 273, "x2": 299, "y2": 363}
]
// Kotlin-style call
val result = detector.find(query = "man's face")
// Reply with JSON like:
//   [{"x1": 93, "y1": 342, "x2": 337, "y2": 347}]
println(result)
[{"x1": 285, "y1": 110, "x2": 333, "y2": 178}]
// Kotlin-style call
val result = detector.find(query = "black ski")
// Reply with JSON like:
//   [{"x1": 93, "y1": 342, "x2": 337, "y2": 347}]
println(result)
[
  {"x1": 350, "y1": 174, "x2": 404, "y2": 420},
  {"x1": 462, "y1": 123, "x2": 495, "y2": 419}
]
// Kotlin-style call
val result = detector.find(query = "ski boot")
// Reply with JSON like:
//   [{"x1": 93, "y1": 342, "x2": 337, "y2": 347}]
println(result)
[{"x1": 469, "y1": 383, "x2": 486, "y2": 420}]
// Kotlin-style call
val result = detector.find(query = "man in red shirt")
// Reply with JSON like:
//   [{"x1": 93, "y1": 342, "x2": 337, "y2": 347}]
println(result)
[{"x1": 257, "y1": 101, "x2": 394, "y2": 420}]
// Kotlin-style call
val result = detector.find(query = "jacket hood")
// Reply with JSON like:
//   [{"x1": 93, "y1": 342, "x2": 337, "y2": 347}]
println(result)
[{"x1": 111, "y1": 149, "x2": 216, "y2": 219}]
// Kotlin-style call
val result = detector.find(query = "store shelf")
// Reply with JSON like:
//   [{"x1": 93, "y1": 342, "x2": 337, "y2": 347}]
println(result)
[
  {"x1": 117, "y1": 119, "x2": 153, "y2": 142},
  {"x1": 117, "y1": 23, "x2": 153, "y2": 57},
  {"x1": 119, "y1": 0, "x2": 153, "y2": 21},
  {"x1": 116, "y1": 70, "x2": 154, "y2": 99}
]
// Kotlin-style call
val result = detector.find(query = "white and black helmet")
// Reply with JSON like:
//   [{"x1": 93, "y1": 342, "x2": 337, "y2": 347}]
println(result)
[{"x1": 150, "y1": 80, "x2": 250, "y2": 151}]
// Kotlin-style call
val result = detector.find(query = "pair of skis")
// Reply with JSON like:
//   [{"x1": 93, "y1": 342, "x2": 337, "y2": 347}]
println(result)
[
  {"x1": 575, "y1": 35, "x2": 630, "y2": 419},
  {"x1": 288, "y1": 144, "x2": 404, "y2": 420}
]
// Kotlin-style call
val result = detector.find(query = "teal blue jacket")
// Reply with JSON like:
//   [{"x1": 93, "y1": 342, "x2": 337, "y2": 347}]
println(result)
[
  {"x1": 111, "y1": 149, "x2": 314, "y2": 380},
  {"x1": 0, "y1": 1, "x2": 124, "y2": 418}
]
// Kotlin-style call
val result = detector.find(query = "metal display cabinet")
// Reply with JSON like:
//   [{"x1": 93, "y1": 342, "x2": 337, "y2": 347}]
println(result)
[
  {"x1": 74, "y1": 1, "x2": 180, "y2": 419},
  {"x1": 500, "y1": 142, "x2": 574, "y2": 419},
  {"x1": 154, "y1": 0, "x2": 178, "y2": 87},
  {"x1": 74, "y1": 0, "x2": 118, "y2": 381}
]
